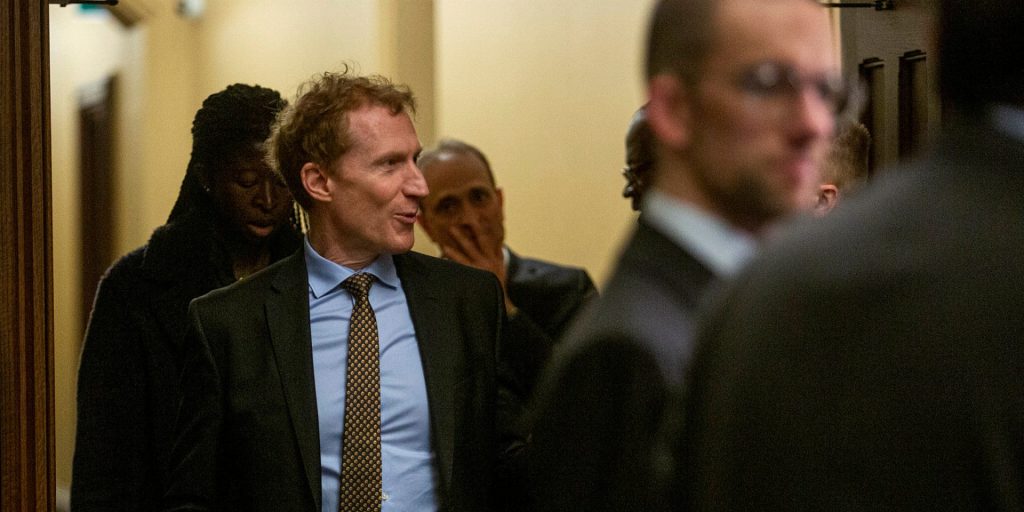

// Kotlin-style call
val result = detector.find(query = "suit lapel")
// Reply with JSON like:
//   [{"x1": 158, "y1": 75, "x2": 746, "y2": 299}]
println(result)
[
  {"x1": 629, "y1": 220, "x2": 717, "y2": 308},
  {"x1": 264, "y1": 253, "x2": 323, "y2": 509},
  {"x1": 504, "y1": 248, "x2": 529, "y2": 305},
  {"x1": 506, "y1": 248, "x2": 522, "y2": 282},
  {"x1": 393, "y1": 253, "x2": 457, "y2": 497}
]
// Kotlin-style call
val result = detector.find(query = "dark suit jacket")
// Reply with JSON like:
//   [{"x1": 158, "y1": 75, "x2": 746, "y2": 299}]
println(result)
[
  {"x1": 528, "y1": 220, "x2": 716, "y2": 512},
  {"x1": 681, "y1": 118, "x2": 1024, "y2": 511},
  {"x1": 162, "y1": 250, "x2": 513, "y2": 512},
  {"x1": 503, "y1": 249, "x2": 596, "y2": 396}
]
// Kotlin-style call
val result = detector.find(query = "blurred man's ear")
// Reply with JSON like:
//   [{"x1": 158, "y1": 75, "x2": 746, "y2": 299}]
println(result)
[
  {"x1": 646, "y1": 74, "x2": 692, "y2": 152},
  {"x1": 815, "y1": 184, "x2": 839, "y2": 217}
]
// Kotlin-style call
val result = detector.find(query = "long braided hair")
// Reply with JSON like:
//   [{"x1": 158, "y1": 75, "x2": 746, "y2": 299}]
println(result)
[{"x1": 167, "y1": 83, "x2": 303, "y2": 233}]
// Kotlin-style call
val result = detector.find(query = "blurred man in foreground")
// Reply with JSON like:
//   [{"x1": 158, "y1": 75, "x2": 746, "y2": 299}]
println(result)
[
  {"x1": 680, "y1": 1, "x2": 1024, "y2": 509},
  {"x1": 529, "y1": 0, "x2": 843, "y2": 509}
]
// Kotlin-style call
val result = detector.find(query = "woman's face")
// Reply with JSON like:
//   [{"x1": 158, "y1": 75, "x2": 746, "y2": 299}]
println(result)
[{"x1": 207, "y1": 149, "x2": 293, "y2": 243}]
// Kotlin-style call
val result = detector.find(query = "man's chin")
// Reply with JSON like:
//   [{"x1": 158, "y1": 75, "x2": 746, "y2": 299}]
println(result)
[{"x1": 385, "y1": 235, "x2": 416, "y2": 255}]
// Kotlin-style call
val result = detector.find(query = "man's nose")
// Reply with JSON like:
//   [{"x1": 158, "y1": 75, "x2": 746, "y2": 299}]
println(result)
[
  {"x1": 454, "y1": 205, "x2": 481, "y2": 228},
  {"x1": 406, "y1": 163, "x2": 429, "y2": 200},
  {"x1": 790, "y1": 87, "x2": 836, "y2": 143}
]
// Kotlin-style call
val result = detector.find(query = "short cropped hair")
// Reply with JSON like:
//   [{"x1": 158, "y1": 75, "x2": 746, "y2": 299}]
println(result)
[
  {"x1": 822, "y1": 122, "x2": 871, "y2": 193},
  {"x1": 268, "y1": 67, "x2": 416, "y2": 209},
  {"x1": 646, "y1": 0, "x2": 824, "y2": 82},
  {"x1": 645, "y1": 0, "x2": 716, "y2": 81},
  {"x1": 417, "y1": 138, "x2": 496, "y2": 187}
]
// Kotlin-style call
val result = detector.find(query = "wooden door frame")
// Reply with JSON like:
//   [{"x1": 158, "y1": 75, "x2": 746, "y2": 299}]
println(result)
[{"x1": 1, "y1": 1, "x2": 55, "y2": 511}]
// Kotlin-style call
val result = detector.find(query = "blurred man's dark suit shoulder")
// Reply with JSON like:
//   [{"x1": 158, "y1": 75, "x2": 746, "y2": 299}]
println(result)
[
  {"x1": 503, "y1": 249, "x2": 597, "y2": 392},
  {"x1": 682, "y1": 115, "x2": 1024, "y2": 511},
  {"x1": 528, "y1": 218, "x2": 715, "y2": 511}
]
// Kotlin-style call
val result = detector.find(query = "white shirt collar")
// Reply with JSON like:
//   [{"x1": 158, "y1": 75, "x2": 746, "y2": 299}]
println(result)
[{"x1": 640, "y1": 189, "x2": 758, "y2": 278}]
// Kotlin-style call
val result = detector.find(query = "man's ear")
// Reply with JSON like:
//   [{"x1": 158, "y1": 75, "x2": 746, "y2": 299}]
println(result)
[
  {"x1": 300, "y1": 162, "x2": 332, "y2": 204},
  {"x1": 815, "y1": 184, "x2": 839, "y2": 216},
  {"x1": 646, "y1": 74, "x2": 692, "y2": 151}
]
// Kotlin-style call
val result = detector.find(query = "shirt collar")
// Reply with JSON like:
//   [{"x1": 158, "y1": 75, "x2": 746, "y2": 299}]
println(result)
[
  {"x1": 640, "y1": 188, "x2": 758, "y2": 278},
  {"x1": 303, "y1": 236, "x2": 400, "y2": 298},
  {"x1": 991, "y1": 104, "x2": 1024, "y2": 142}
]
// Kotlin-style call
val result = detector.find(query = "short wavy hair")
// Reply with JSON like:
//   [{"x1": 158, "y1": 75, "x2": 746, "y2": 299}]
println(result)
[
  {"x1": 822, "y1": 122, "x2": 871, "y2": 192},
  {"x1": 268, "y1": 67, "x2": 416, "y2": 209}
]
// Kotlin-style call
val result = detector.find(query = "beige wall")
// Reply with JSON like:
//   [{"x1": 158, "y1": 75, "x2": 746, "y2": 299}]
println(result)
[
  {"x1": 50, "y1": 1, "x2": 200, "y2": 486},
  {"x1": 194, "y1": 0, "x2": 381, "y2": 102},
  {"x1": 50, "y1": 0, "x2": 652, "y2": 490},
  {"x1": 124, "y1": 5, "x2": 199, "y2": 251},
  {"x1": 50, "y1": 4, "x2": 128, "y2": 487}
]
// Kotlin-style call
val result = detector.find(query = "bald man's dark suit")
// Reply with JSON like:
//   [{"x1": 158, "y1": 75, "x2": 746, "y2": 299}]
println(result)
[
  {"x1": 162, "y1": 250, "x2": 514, "y2": 512},
  {"x1": 681, "y1": 118, "x2": 1024, "y2": 511},
  {"x1": 502, "y1": 249, "x2": 596, "y2": 396}
]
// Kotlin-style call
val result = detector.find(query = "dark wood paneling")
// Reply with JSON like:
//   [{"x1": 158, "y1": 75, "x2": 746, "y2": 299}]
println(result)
[
  {"x1": 1, "y1": 1, "x2": 56, "y2": 511},
  {"x1": 898, "y1": 50, "x2": 929, "y2": 159},
  {"x1": 841, "y1": 1, "x2": 935, "y2": 171},
  {"x1": 859, "y1": 57, "x2": 885, "y2": 175},
  {"x1": 78, "y1": 77, "x2": 117, "y2": 336}
]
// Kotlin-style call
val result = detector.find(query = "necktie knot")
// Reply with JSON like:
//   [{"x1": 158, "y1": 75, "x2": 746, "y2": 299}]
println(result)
[{"x1": 342, "y1": 273, "x2": 375, "y2": 300}]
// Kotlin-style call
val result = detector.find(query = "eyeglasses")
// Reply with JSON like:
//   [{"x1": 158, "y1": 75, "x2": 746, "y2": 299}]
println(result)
[
  {"x1": 729, "y1": 61, "x2": 860, "y2": 118},
  {"x1": 622, "y1": 161, "x2": 652, "y2": 188},
  {"x1": 621, "y1": 162, "x2": 652, "y2": 210}
]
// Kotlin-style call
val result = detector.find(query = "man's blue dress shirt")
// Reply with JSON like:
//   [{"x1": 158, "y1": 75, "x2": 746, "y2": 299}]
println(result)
[{"x1": 304, "y1": 238, "x2": 439, "y2": 512}]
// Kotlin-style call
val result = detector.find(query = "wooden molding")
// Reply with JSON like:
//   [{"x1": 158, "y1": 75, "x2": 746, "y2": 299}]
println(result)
[{"x1": 1, "y1": 1, "x2": 56, "y2": 511}]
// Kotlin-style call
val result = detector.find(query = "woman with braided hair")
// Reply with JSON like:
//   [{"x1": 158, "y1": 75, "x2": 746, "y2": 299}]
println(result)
[{"x1": 71, "y1": 84, "x2": 302, "y2": 511}]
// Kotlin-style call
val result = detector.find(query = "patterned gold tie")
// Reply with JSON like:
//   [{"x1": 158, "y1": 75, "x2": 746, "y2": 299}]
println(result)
[{"x1": 339, "y1": 273, "x2": 382, "y2": 512}]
